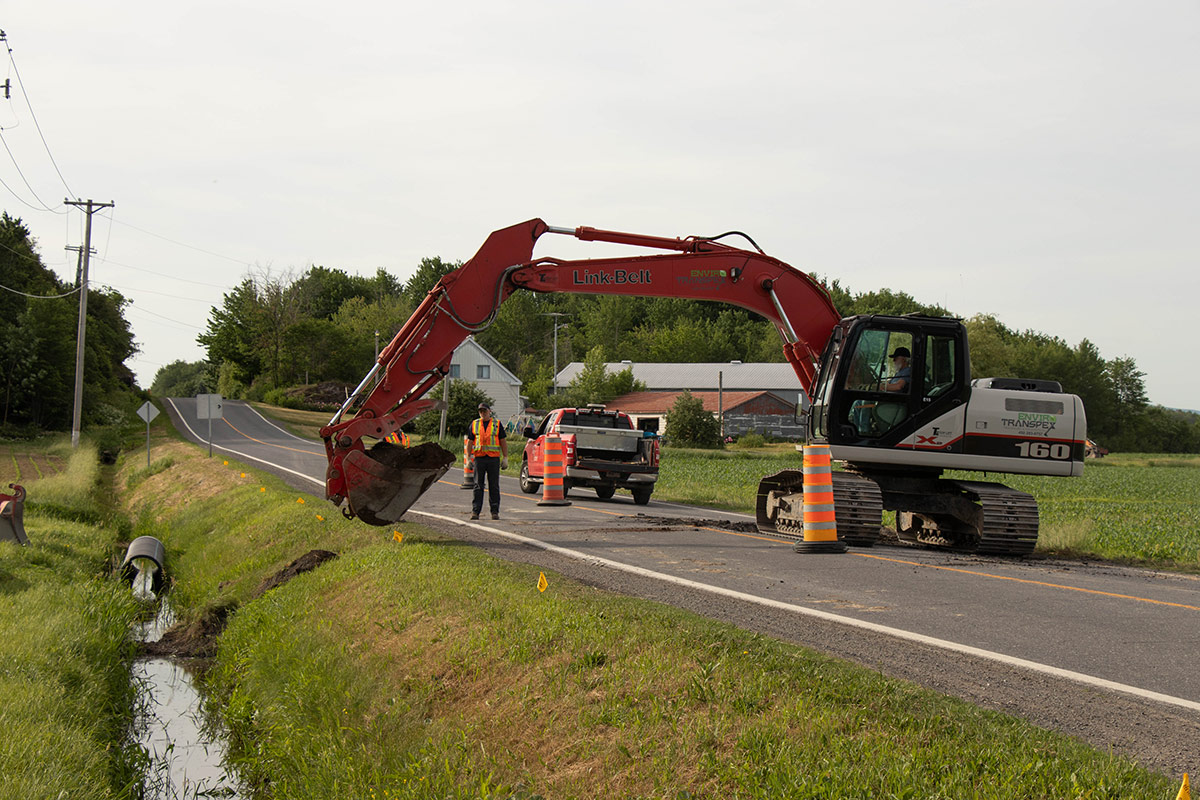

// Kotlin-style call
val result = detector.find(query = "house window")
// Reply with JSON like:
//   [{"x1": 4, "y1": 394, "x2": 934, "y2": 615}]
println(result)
[
  {"x1": 477, "y1": 364, "x2": 491, "y2": 380},
  {"x1": 449, "y1": 364, "x2": 460, "y2": 378}
]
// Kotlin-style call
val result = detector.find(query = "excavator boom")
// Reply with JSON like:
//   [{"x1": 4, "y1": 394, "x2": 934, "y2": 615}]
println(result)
[{"x1": 322, "y1": 218, "x2": 841, "y2": 524}]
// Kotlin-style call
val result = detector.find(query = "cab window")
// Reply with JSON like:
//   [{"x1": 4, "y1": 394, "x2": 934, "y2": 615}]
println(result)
[
  {"x1": 923, "y1": 334, "x2": 958, "y2": 400},
  {"x1": 843, "y1": 328, "x2": 913, "y2": 439}
]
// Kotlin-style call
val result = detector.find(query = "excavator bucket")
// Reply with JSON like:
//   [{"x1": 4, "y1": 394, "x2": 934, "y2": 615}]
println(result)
[
  {"x1": 342, "y1": 442, "x2": 456, "y2": 526},
  {"x1": 0, "y1": 484, "x2": 28, "y2": 546}
]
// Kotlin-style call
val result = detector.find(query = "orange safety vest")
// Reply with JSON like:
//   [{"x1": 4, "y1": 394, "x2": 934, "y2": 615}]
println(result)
[
  {"x1": 384, "y1": 430, "x2": 409, "y2": 447},
  {"x1": 470, "y1": 418, "x2": 502, "y2": 457}
]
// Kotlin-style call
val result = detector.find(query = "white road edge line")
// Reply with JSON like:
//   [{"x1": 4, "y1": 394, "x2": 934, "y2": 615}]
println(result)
[
  {"x1": 161, "y1": 401, "x2": 1200, "y2": 715},
  {"x1": 411, "y1": 509, "x2": 1200, "y2": 715},
  {"x1": 165, "y1": 398, "x2": 325, "y2": 487},
  {"x1": 239, "y1": 401, "x2": 328, "y2": 448}
]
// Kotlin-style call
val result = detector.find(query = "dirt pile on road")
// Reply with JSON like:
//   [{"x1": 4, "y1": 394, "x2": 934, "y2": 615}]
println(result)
[{"x1": 625, "y1": 514, "x2": 759, "y2": 534}]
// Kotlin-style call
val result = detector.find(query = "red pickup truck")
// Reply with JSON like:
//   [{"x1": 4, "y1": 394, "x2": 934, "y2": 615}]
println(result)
[{"x1": 518, "y1": 405, "x2": 660, "y2": 504}]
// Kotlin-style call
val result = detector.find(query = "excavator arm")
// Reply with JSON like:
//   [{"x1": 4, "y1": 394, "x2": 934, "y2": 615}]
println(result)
[{"x1": 321, "y1": 218, "x2": 840, "y2": 524}]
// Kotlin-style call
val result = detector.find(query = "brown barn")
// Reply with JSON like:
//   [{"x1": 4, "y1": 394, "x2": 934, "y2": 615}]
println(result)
[{"x1": 606, "y1": 390, "x2": 798, "y2": 439}]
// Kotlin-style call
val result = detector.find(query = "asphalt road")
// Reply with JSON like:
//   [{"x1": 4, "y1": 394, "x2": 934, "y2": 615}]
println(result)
[{"x1": 164, "y1": 397, "x2": 1200, "y2": 776}]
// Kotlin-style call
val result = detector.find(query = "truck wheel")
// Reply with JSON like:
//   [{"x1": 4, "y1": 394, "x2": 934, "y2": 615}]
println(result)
[
  {"x1": 631, "y1": 487, "x2": 652, "y2": 505},
  {"x1": 595, "y1": 484, "x2": 616, "y2": 500},
  {"x1": 519, "y1": 460, "x2": 540, "y2": 494}
]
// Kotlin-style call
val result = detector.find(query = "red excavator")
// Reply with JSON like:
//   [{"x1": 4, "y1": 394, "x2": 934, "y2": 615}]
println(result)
[{"x1": 321, "y1": 219, "x2": 1086, "y2": 555}]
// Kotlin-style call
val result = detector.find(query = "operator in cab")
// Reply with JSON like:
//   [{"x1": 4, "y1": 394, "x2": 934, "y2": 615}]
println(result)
[
  {"x1": 468, "y1": 403, "x2": 508, "y2": 520},
  {"x1": 885, "y1": 347, "x2": 912, "y2": 392}
]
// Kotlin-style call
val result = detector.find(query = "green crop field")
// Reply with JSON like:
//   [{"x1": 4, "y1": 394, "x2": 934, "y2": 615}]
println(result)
[
  {"x1": 964, "y1": 455, "x2": 1200, "y2": 566},
  {"x1": 654, "y1": 447, "x2": 1200, "y2": 571},
  {"x1": 250, "y1": 404, "x2": 1200, "y2": 571}
]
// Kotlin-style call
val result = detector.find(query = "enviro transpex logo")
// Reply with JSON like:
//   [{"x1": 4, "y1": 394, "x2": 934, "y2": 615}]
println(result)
[{"x1": 675, "y1": 268, "x2": 728, "y2": 289}]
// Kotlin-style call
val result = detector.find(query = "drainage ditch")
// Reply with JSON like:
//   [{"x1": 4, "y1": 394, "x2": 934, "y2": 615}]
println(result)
[
  {"x1": 123, "y1": 544, "x2": 340, "y2": 798},
  {"x1": 127, "y1": 551, "x2": 244, "y2": 799}
]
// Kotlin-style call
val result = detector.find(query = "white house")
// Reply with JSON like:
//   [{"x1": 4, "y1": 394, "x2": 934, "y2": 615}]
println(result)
[{"x1": 449, "y1": 337, "x2": 523, "y2": 422}]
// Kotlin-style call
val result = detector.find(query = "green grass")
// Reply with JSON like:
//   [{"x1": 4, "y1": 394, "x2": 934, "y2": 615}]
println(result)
[
  {"x1": 652, "y1": 447, "x2": 1200, "y2": 571},
  {"x1": 949, "y1": 455, "x2": 1200, "y2": 568},
  {"x1": 124, "y1": 442, "x2": 1175, "y2": 799},
  {"x1": 0, "y1": 440, "x2": 144, "y2": 799}
]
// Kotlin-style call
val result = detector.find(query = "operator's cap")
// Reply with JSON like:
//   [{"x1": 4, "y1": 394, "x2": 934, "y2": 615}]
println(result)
[
  {"x1": 889, "y1": 346, "x2": 911, "y2": 359},
  {"x1": 478, "y1": 402, "x2": 491, "y2": 410}
]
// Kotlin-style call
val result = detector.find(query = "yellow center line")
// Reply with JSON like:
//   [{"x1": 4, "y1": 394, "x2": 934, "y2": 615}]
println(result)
[
  {"x1": 851, "y1": 552, "x2": 1200, "y2": 612},
  {"x1": 443, "y1": 479, "x2": 1198, "y2": 612},
  {"x1": 221, "y1": 418, "x2": 327, "y2": 457}
]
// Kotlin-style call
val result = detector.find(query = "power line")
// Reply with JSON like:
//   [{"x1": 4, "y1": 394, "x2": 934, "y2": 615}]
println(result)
[
  {"x1": 127, "y1": 302, "x2": 205, "y2": 330},
  {"x1": 111, "y1": 217, "x2": 256, "y2": 267},
  {"x1": 2, "y1": 31, "x2": 75, "y2": 198},
  {"x1": 0, "y1": 279, "x2": 78, "y2": 299},
  {"x1": 0, "y1": 129, "x2": 64, "y2": 213},
  {"x1": 98, "y1": 254, "x2": 234, "y2": 289},
  {"x1": 99, "y1": 279, "x2": 218, "y2": 303},
  {"x1": 0, "y1": 235, "x2": 49, "y2": 266}
]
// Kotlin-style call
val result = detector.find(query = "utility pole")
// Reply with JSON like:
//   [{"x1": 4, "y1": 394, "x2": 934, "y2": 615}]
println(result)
[
  {"x1": 65, "y1": 244, "x2": 96, "y2": 288},
  {"x1": 542, "y1": 313, "x2": 570, "y2": 395},
  {"x1": 65, "y1": 199, "x2": 115, "y2": 448}
]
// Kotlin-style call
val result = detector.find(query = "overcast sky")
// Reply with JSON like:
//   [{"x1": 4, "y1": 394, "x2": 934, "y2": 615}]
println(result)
[{"x1": 3, "y1": 1, "x2": 1197, "y2": 409}]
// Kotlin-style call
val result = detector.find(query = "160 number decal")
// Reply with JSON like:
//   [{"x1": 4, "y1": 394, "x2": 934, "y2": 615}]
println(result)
[{"x1": 1016, "y1": 441, "x2": 1072, "y2": 459}]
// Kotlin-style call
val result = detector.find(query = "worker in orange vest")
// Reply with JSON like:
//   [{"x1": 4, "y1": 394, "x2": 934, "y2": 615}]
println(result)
[
  {"x1": 467, "y1": 402, "x2": 508, "y2": 520},
  {"x1": 384, "y1": 430, "x2": 410, "y2": 446}
]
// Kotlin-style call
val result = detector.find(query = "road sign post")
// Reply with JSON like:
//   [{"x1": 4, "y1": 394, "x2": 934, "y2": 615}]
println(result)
[
  {"x1": 136, "y1": 401, "x2": 160, "y2": 467},
  {"x1": 195, "y1": 394, "x2": 223, "y2": 457}
]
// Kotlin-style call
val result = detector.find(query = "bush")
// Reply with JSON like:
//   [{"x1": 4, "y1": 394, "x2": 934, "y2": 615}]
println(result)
[
  {"x1": 263, "y1": 388, "x2": 302, "y2": 409},
  {"x1": 666, "y1": 391, "x2": 722, "y2": 448}
]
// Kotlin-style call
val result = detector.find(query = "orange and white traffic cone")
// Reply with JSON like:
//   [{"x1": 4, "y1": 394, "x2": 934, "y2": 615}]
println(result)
[
  {"x1": 793, "y1": 444, "x2": 846, "y2": 554},
  {"x1": 538, "y1": 434, "x2": 571, "y2": 506},
  {"x1": 460, "y1": 435, "x2": 475, "y2": 489}
]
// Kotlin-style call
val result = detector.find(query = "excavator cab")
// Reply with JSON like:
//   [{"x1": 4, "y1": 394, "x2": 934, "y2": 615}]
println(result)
[{"x1": 809, "y1": 315, "x2": 968, "y2": 449}]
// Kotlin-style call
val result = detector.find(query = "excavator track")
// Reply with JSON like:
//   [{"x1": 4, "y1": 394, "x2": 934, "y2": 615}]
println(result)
[
  {"x1": 756, "y1": 469, "x2": 883, "y2": 546},
  {"x1": 950, "y1": 480, "x2": 1041, "y2": 556}
]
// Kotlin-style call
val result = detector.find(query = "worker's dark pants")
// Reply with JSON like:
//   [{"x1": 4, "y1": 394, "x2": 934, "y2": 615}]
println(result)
[{"x1": 472, "y1": 455, "x2": 501, "y2": 514}]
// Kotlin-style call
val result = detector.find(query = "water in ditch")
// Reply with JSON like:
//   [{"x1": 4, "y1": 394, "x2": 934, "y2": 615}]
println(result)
[{"x1": 131, "y1": 564, "x2": 245, "y2": 799}]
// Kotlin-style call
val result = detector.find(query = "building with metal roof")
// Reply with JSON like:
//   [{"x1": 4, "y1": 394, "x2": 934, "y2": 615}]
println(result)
[{"x1": 554, "y1": 361, "x2": 806, "y2": 406}]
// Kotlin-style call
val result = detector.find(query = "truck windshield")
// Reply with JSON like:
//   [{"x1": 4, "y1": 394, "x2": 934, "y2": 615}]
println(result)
[{"x1": 561, "y1": 411, "x2": 626, "y2": 429}]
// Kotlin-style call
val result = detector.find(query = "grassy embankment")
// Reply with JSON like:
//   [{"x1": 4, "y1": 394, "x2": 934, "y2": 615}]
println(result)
[
  {"x1": 257, "y1": 403, "x2": 1200, "y2": 571},
  {"x1": 119, "y1": 424, "x2": 1176, "y2": 798},
  {"x1": 0, "y1": 438, "x2": 144, "y2": 799}
]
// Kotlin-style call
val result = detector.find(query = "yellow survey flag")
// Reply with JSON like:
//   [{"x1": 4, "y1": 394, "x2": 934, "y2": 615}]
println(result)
[
  {"x1": 316, "y1": 515, "x2": 324, "y2": 522},
  {"x1": 537, "y1": 572, "x2": 548, "y2": 593},
  {"x1": 393, "y1": 530, "x2": 403, "y2": 543},
  {"x1": 1178, "y1": 773, "x2": 1190, "y2": 800},
  {"x1": 240, "y1": 472, "x2": 246, "y2": 478},
  {"x1": 259, "y1": 487, "x2": 266, "y2": 493},
  {"x1": 297, "y1": 497, "x2": 305, "y2": 504},
  {"x1": 223, "y1": 460, "x2": 229, "y2": 465}
]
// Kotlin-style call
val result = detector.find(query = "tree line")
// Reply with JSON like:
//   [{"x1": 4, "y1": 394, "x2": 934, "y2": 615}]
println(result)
[
  {"x1": 0, "y1": 213, "x2": 138, "y2": 435},
  {"x1": 154, "y1": 255, "x2": 1197, "y2": 453}
]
